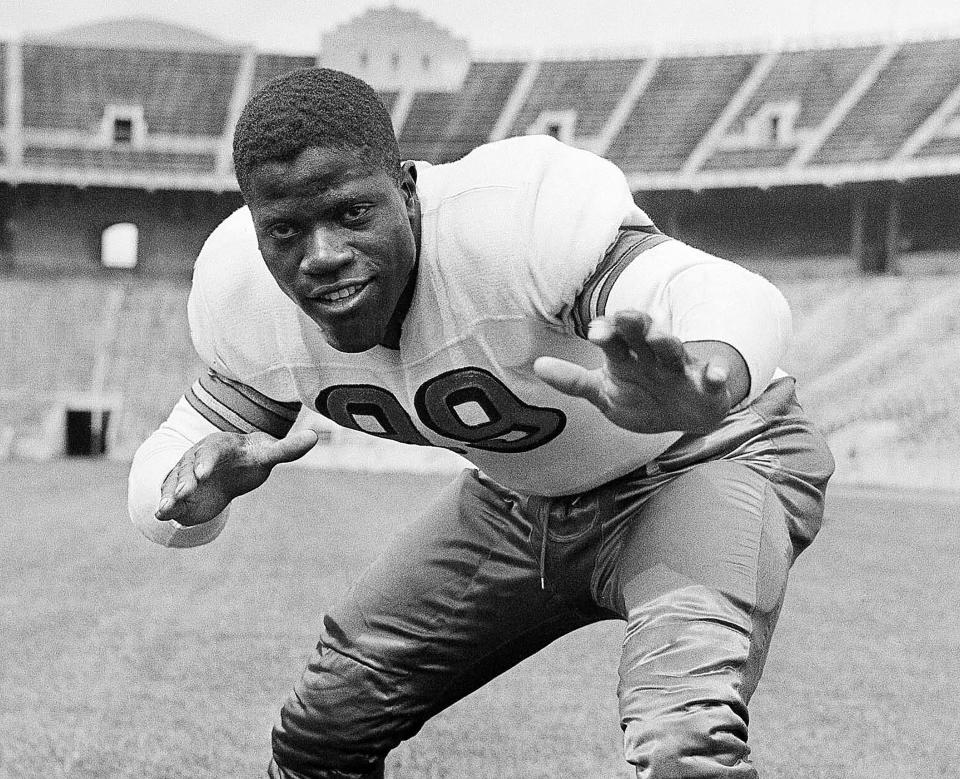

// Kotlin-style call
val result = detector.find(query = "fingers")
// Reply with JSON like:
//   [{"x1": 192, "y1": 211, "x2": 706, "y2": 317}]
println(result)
[
  {"x1": 533, "y1": 356, "x2": 603, "y2": 405},
  {"x1": 193, "y1": 441, "x2": 222, "y2": 480},
  {"x1": 156, "y1": 469, "x2": 179, "y2": 520},
  {"x1": 154, "y1": 428, "x2": 317, "y2": 523},
  {"x1": 590, "y1": 310, "x2": 687, "y2": 374},
  {"x1": 156, "y1": 451, "x2": 201, "y2": 521},
  {"x1": 263, "y1": 428, "x2": 319, "y2": 465},
  {"x1": 646, "y1": 331, "x2": 687, "y2": 373},
  {"x1": 701, "y1": 356, "x2": 731, "y2": 396},
  {"x1": 155, "y1": 434, "x2": 236, "y2": 521},
  {"x1": 586, "y1": 318, "x2": 636, "y2": 366}
]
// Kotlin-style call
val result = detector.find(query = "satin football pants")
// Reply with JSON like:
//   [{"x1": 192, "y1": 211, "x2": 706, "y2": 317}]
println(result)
[{"x1": 269, "y1": 377, "x2": 834, "y2": 779}]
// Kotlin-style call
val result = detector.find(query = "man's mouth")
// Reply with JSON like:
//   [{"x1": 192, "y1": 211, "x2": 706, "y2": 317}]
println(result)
[
  {"x1": 306, "y1": 279, "x2": 370, "y2": 308},
  {"x1": 319, "y1": 283, "x2": 364, "y2": 303}
]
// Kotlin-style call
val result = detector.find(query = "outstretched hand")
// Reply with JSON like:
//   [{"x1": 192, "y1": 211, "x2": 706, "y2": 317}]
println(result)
[
  {"x1": 534, "y1": 310, "x2": 742, "y2": 435},
  {"x1": 155, "y1": 428, "x2": 319, "y2": 526}
]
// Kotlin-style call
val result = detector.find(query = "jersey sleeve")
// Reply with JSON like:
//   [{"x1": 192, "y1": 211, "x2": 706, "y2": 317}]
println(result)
[
  {"x1": 571, "y1": 227, "x2": 672, "y2": 338},
  {"x1": 184, "y1": 368, "x2": 301, "y2": 438},
  {"x1": 600, "y1": 237, "x2": 792, "y2": 406}
]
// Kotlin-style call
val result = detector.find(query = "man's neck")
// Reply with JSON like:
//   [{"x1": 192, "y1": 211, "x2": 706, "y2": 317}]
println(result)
[{"x1": 380, "y1": 189, "x2": 422, "y2": 350}]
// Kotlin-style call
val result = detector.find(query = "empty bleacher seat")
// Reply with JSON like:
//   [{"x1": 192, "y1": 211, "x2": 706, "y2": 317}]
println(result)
[{"x1": 606, "y1": 54, "x2": 759, "y2": 173}]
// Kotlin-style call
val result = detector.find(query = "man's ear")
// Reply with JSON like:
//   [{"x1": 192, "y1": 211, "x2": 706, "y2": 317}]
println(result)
[
  {"x1": 401, "y1": 161, "x2": 417, "y2": 188},
  {"x1": 400, "y1": 161, "x2": 418, "y2": 212}
]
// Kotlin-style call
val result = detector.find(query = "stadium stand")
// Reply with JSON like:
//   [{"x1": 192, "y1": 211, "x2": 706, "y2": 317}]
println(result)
[
  {"x1": 605, "y1": 54, "x2": 760, "y2": 172},
  {"x1": 703, "y1": 45, "x2": 884, "y2": 170},
  {"x1": 507, "y1": 58, "x2": 642, "y2": 142},
  {"x1": 775, "y1": 277, "x2": 960, "y2": 484},
  {"x1": 102, "y1": 280, "x2": 201, "y2": 459},
  {"x1": 0, "y1": 41, "x2": 5, "y2": 114},
  {"x1": 3, "y1": 12, "x2": 960, "y2": 486},
  {"x1": 434, "y1": 60, "x2": 524, "y2": 162},
  {"x1": 780, "y1": 276, "x2": 947, "y2": 380},
  {"x1": 781, "y1": 276, "x2": 960, "y2": 484},
  {"x1": 0, "y1": 278, "x2": 106, "y2": 399},
  {"x1": 21, "y1": 148, "x2": 216, "y2": 173},
  {"x1": 397, "y1": 91, "x2": 459, "y2": 161},
  {"x1": 250, "y1": 53, "x2": 316, "y2": 94},
  {"x1": 4, "y1": 272, "x2": 957, "y2": 487},
  {"x1": 21, "y1": 44, "x2": 242, "y2": 136},
  {"x1": 378, "y1": 91, "x2": 399, "y2": 113},
  {"x1": 0, "y1": 276, "x2": 119, "y2": 454},
  {"x1": 813, "y1": 38, "x2": 960, "y2": 165},
  {"x1": 0, "y1": 276, "x2": 198, "y2": 458},
  {"x1": 915, "y1": 121, "x2": 960, "y2": 159}
]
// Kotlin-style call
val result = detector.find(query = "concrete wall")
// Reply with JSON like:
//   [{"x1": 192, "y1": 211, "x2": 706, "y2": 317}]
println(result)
[
  {"x1": 638, "y1": 178, "x2": 960, "y2": 277},
  {"x1": 3, "y1": 174, "x2": 959, "y2": 280},
  {"x1": 4, "y1": 184, "x2": 243, "y2": 278},
  {"x1": 638, "y1": 185, "x2": 851, "y2": 261}
]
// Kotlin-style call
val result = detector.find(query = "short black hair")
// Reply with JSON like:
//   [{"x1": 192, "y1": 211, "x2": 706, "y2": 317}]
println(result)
[{"x1": 232, "y1": 67, "x2": 401, "y2": 194}]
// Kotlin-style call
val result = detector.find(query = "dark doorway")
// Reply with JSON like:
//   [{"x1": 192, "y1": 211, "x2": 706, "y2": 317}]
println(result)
[{"x1": 65, "y1": 409, "x2": 110, "y2": 456}]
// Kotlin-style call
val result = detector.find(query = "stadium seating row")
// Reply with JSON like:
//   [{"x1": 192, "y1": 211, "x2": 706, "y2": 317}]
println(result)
[
  {"x1": 2, "y1": 274, "x2": 958, "y2": 483},
  {"x1": 23, "y1": 45, "x2": 241, "y2": 136},
  {"x1": 5, "y1": 37, "x2": 960, "y2": 182}
]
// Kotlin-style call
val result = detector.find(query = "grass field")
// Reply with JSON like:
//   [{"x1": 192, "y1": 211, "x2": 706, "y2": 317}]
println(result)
[{"x1": 2, "y1": 459, "x2": 958, "y2": 778}]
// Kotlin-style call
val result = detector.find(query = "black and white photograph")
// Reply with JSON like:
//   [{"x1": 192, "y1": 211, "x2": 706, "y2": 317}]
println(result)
[{"x1": 1, "y1": 1, "x2": 958, "y2": 776}]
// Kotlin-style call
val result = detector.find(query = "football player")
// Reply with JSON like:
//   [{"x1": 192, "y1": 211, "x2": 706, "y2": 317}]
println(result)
[{"x1": 128, "y1": 68, "x2": 834, "y2": 779}]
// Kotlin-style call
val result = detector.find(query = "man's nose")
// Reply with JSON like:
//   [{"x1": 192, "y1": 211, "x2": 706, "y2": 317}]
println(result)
[{"x1": 300, "y1": 226, "x2": 352, "y2": 275}]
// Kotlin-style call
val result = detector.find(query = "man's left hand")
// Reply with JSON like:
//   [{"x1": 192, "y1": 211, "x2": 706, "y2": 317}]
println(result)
[{"x1": 533, "y1": 310, "x2": 745, "y2": 435}]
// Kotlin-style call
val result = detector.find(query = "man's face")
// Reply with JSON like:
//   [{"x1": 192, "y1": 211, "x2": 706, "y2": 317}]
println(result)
[{"x1": 245, "y1": 146, "x2": 419, "y2": 353}]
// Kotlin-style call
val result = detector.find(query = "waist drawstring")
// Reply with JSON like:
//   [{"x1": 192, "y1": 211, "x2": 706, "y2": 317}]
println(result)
[{"x1": 539, "y1": 510, "x2": 550, "y2": 590}]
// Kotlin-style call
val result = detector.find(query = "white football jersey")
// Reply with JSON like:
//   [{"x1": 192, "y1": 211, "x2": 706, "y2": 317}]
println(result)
[{"x1": 186, "y1": 136, "x2": 786, "y2": 496}]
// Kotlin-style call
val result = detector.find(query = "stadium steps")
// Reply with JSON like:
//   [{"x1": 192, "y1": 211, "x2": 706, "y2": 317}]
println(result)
[
  {"x1": 0, "y1": 277, "x2": 126, "y2": 448},
  {"x1": 435, "y1": 61, "x2": 525, "y2": 162},
  {"x1": 22, "y1": 44, "x2": 242, "y2": 135},
  {"x1": 606, "y1": 54, "x2": 759, "y2": 173},
  {"x1": 397, "y1": 91, "x2": 460, "y2": 162},
  {"x1": 506, "y1": 58, "x2": 642, "y2": 142},
  {"x1": 778, "y1": 277, "x2": 851, "y2": 325},
  {"x1": 703, "y1": 45, "x2": 884, "y2": 171},
  {"x1": 102, "y1": 280, "x2": 199, "y2": 460},
  {"x1": 790, "y1": 276, "x2": 960, "y2": 450},
  {"x1": 0, "y1": 276, "x2": 109, "y2": 395},
  {"x1": 813, "y1": 38, "x2": 960, "y2": 165},
  {"x1": 781, "y1": 275, "x2": 948, "y2": 381},
  {"x1": 250, "y1": 53, "x2": 316, "y2": 94},
  {"x1": 21, "y1": 147, "x2": 216, "y2": 172},
  {"x1": 4, "y1": 273, "x2": 960, "y2": 480}
]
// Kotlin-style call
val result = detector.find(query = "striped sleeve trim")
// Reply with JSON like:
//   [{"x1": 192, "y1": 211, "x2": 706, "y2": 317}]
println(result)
[
  {"x1": 572, "y1": 227, "x2": 673, "y2": 339},
  {"x1": 184, "y1": 369, "x2": 301, "y2": 438}
]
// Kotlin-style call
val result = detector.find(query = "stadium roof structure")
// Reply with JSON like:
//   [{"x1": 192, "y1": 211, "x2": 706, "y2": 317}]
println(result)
[
  {"x1": 2, "y1": 26, "x2": 960, "y2": 193},
  {"x1": 31, "y1": 16, "x2": 234, "y2": 51}
]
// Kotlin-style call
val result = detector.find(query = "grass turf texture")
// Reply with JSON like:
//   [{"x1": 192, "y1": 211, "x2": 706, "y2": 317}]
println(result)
[{"x1": 1, "y1": 460, "x2": 958, "y2": 778}]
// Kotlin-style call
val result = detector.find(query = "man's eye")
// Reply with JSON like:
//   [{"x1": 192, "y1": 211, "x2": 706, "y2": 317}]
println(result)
[
  {"x1": 268, "y1": 223, "x2": 298, "y2": 241},
  {"x1": 342, "y1": 204, "x2": 371, "y2": 223}
]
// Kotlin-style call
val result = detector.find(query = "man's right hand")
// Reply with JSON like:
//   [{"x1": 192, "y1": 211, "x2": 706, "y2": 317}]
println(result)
[{"x1": 154, "y1": 428, "x2": 319, "y2": 526}]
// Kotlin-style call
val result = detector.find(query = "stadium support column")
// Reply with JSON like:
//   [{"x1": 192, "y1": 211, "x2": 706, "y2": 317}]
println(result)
[
  {"x1": 850, "y1": 184, "x2": 900, "y2": 275},
  {"x1": 0, "y1": 185, "x2": 13, "y2": 273}
]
